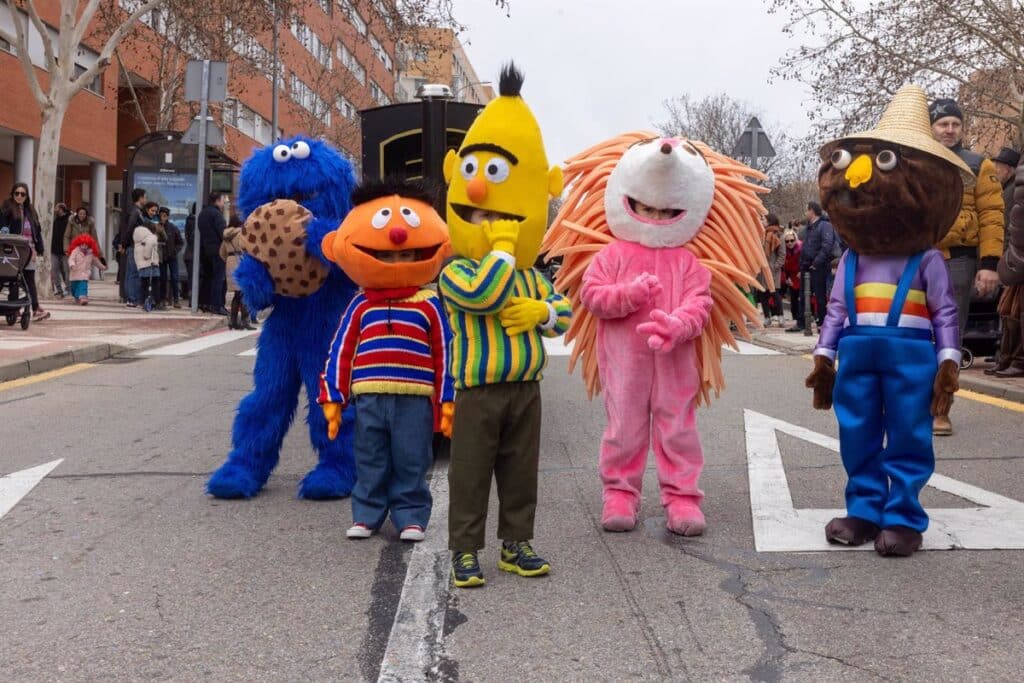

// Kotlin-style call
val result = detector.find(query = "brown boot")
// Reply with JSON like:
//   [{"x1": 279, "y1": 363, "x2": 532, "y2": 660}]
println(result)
[
  {"x1": 874, "y1": 526, "x2": 923, "y2": 557},
  {"x1": 825, "y1": 516, "x2": 880, "y2": 546},
  {"x1": 932, "y1": 415, "x2": 953, "y2": 436}
]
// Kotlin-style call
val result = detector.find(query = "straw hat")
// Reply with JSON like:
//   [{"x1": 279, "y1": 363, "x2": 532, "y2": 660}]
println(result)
[{"x1": 822, "y1": 85, "x2": 975, "y2": 188}]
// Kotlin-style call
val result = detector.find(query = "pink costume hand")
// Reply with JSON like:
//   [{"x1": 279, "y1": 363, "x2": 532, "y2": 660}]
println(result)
[
  {"x1": 635, "y1": 309, "x2": 697, "y2": 352},
  {"x1": 625, "y1": 272, "x2": 663, "y2": 308}
]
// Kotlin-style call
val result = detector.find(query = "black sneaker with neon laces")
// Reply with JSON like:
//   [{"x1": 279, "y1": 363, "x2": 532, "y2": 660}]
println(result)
[
  {"x1": 498, "y1": 541, "x2": 550, "y2": 577},
  {"x1": 451, "y1": 551, "x2": 485, "y2": 588}
]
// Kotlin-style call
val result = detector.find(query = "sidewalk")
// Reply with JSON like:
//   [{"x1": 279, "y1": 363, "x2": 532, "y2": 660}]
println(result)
[
  {"x1": 750, "y1": 322, "x2": 1024, "y2": 403},
  {"x1": 0, "y1": 276, "x2": 225, "y2": 382}
]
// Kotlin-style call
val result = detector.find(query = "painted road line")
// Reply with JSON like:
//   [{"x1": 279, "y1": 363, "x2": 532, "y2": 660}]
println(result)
[
  {"x1": 957, "y1": 389, "x2": 1024, "y2": 414},
  {"x1": 0, "y1": 460, "x2": 63, "y2": 521},
  {"x1": 744, "y1": 410, "x2": 1024, "y2": 552},
  {"x1": 724, "y1": 340, "x2": 783, "y2": 356},
  {"x1": 237, "y1": 347, "x2": 258, "y2": 357},
  {"x1": 140, "y1": 329, "x2": 257, "y2": 356},
  {"x1": 543, "y1": 337, "x2": 574, "y2": 357},
  {"x1": 0, "y1": 364, "x2": 93, "y2": 393},
  {"x1": 0, "y1": 339, "x2": 49, "y2": 350},
  {"x1": 377, "y1": 461, "x2": 451, "y2": 682}
]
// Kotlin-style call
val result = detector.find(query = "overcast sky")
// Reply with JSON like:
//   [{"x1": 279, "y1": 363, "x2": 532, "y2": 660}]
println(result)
[{"x1": 452, "y1": 0, "x2": 815, "y2": 165}]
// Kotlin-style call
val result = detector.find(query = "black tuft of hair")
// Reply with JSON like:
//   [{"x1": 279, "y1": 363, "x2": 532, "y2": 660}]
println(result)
[
  {"x1": 499, "y1": 62, "x2": 524, "y2": 97},
  {"x1": 351, "y1": 176, "x2": 438, "y2": 207}
]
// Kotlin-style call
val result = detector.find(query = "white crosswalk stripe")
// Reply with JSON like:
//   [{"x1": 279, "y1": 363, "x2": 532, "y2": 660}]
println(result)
[{"x1": 140, "y1": 329, "x2": 258, "y2": 356}]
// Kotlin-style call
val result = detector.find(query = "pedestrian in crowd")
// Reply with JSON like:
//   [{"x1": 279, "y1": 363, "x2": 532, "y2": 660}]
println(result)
[
  {"x1": 929, "y1": 98, "x2": 1004, "y2": 435},
  {"x1": 158, "y1": 207, "x2": 184, "y2": 308},
  {"x1": 788, "y1": 201, "x2": 835, "y2": 332},
  {"x1": 50, "y1": 202, "x2": 70, "y2": 298},
  {"x1": 198, "y1": 192, "x2": 228, "y2": 315},
  {"x1": 991, "y1": 153, "x2": 1024, "y2": 378},
  {"x1": 142, "y1": 201, "x2": 169, "y2": 310},
  {"x1": 116, "y1": 188, "x2": 147, "y2": 307},
  {"x1": 183, "y1": 203, "x2": 196, "y2": 303},
  {"x1": 64, "y1": 206, "x2": 100, "y2": 255},
  {"x1": 757, "y1": 213, "x2": 785, "y2": 326},
  {"x1": 987, "y1": 146, "x2": 1021, "y2": 373},
  {"x1": 782, "y1": 228, "x2": 803, "y2": 329},
  {"x1": 134, "y1": 205, "x2": 161, "y2": 311},
  {"x1": 794, "y1": 218, "x2": 808, "y2": 241},
  {"x1": 66, "y1": 234, "x2": 106, "y2": 304},
  {"x1": 220, "y1": 215, "x2": 252, "y2": 330},
  {"x1": 0, "y1": 183, "x2": 50, "y2": 321}
]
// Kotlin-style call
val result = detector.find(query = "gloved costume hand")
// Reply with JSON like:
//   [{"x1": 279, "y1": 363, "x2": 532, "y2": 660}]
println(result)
[
  {"x1": 499, "y1": 297, "x2": 552, "y2": 335},
  {"x1": 635, "y1": 308, "x2": 698, "y2": 352},
  {"x1": 322, "y1": 402, "x2": 343, "y2": 441},
  {"x1": 805, "y1": 355, "x2": 836, "y2": 410},
  {"x1": 439, "y1": 402, "x2": 455, "y2": 438},
  {"x1": 482, "y1": 219, "x2": 520, "y2": 255},
  {"x1": 931, "y1": 359, "x2": 959, "y2": 417}
]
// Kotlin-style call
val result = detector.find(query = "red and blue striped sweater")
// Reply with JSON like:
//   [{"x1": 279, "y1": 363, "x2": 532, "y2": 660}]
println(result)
[{"x1": 318, "y1": 288, "x2": 455, "y2": 408}]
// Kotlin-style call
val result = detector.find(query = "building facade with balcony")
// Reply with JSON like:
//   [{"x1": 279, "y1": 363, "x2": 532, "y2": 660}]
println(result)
[
  {"x1": 0, "y1": 0, "x2": 401, "y2": 256},
  {"x1": 397, "y1": 28, "x2": 494, "y2": 105}
]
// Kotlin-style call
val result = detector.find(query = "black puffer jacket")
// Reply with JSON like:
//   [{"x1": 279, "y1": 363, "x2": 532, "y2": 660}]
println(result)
[
  {"x1": 799, "y1": 216, "x2": 836, "y2": 272},
  {"x1": 998, "y1": 157, "x2": 1024, "y2": 286}
]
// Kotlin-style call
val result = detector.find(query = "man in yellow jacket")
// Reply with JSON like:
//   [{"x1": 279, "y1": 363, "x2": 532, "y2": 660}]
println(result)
[{"x1": 929, "y1": 98, "x2": 1004, "y2": 435}]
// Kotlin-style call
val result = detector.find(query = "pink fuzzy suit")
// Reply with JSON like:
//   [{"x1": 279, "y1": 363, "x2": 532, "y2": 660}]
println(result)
[{"x1": 582, "y1": 240, "x2": 712, "y2": 534}]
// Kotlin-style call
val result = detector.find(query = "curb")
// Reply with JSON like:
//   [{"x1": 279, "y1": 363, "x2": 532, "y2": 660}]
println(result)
[
  {"x1": 0, "y1": 316, "x2": 226, "y2": 385},
  {"x1": 959, "y1": 374, "x2": 1024, "y2": 403}
]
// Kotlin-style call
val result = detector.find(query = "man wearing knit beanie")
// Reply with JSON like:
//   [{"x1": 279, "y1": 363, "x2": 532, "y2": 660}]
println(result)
[{"x1": 929, "y1": 97, "x2": 1005, "y2": 435}]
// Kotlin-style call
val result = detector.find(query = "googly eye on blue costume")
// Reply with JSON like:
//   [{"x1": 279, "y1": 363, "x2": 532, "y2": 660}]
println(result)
[{"x1": 206, "y1": 136, "x2": 360, "y2": 500}]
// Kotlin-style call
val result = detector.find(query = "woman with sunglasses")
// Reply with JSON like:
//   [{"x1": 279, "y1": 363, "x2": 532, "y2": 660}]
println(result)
[
  {"x1": 0, "y1": 183, "x2": 50, "y2": 321},
  {"x1": 782, "y1": 228, "x2": 803, "y2": 330}
]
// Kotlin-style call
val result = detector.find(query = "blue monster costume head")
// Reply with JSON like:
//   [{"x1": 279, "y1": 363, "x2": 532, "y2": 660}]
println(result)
[{"x1": 237, "y1": 136, "x2": 356, "y2": 257}]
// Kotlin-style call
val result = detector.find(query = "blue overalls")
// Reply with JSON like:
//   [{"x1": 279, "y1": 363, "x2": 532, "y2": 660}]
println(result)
[{"x1": 833, "y1": 251, "x2": 937, "y2": 533}]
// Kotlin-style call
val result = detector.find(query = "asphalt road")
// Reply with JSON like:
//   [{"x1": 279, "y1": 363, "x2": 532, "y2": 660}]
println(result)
[{"x1": 2, "y1": 334, "x2": 1023, "y2": 682}]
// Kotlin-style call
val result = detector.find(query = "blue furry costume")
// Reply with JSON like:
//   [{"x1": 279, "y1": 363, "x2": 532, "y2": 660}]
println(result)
[{"x1": 206, "y1": 137, "x2": 359, "y2": 499}]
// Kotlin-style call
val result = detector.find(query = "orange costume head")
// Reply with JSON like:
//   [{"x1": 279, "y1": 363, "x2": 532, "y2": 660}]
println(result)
[{"x1": 321, "y1": 178, "x2": 452, "y2": 290}]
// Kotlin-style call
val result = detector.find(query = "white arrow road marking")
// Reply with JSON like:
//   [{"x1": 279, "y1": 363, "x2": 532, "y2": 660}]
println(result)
[
  {"x1": 141, "y1": 329, "x2": 258, "y2": 356},
  {"x1": 724, "y1": 340, "x2": 783, "y2": 355},
  {"x1": 744, "y1": 410, "x2": 1024, "y2": 552},
  {"x1": 0, "y1": 460, "x2": 63, "y2": 521},
  {"x1": 237, "y1": 347, "x2": 257, "y2": 357}
]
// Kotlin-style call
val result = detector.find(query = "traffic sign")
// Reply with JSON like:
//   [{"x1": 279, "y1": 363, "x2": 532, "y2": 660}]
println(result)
[
  {"x1": 731, "y1": 116, "x2": 776, "y2": 163},
  {"x1": 185, "y1": 60, "x2": 228, "y2": 102}
]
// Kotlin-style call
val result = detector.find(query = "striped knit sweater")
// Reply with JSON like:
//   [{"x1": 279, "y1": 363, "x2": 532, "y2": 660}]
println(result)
[
  {"x1": 439, "y1": 252, "x2": 572, "y2": 389},
  {"x1": 318, "y1": 289, "x2": 455, "y2": 405}
]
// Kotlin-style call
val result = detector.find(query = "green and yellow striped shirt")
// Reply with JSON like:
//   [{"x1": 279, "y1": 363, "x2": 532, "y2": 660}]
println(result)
[{"x1": 439, "y1": 253, "x2": 572, "y2": 389}]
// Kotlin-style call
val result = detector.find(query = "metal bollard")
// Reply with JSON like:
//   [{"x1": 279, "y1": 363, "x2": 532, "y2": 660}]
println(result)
[{"x1": 803, "y1": 271, "x2": 814, "y2": 337}]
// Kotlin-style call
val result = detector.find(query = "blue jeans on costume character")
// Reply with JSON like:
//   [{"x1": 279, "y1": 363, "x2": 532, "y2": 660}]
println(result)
[
  {"x1": 351, "y1": 393, "x2": 434, "y2": 531},
  {"x1": 834, "y1": 333, "x2": 937, "y2": 532},
  {"x1": 70, "y1": 280, "x2": 88, "y2": 299}
]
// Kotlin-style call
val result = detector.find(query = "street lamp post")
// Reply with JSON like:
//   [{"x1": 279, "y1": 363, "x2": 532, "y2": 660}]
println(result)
[
  {"x1": 271, "y1": 0, "x2": 280, "y2": 141},
  {"x1": 452, "y1": 80, "x2": 492, "y2": 103}
]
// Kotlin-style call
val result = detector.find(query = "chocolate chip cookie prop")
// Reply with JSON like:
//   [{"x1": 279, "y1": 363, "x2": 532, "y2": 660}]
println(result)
[{"x1": 241, "y1": 199, "x2": 328, "y2": 297}]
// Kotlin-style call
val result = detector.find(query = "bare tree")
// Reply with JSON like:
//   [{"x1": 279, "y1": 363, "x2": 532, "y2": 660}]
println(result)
[
  {"x1": 0, "y1": 0, "x2": 167, "y2": 295},
  {"x1": 655, "y1": 91, "x2": 817, "y2": 208},
  {"x1": 770, "y1": 0, "x2": 1024, "y2": 148}
]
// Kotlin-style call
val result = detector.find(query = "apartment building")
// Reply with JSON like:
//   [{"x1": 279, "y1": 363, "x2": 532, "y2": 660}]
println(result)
[
  {"x1": 0, "y1": 0, "x2": 400, "y2": 252},
  {"x1": 397, "y1": 27, "x2": 494, "y2": 105}
]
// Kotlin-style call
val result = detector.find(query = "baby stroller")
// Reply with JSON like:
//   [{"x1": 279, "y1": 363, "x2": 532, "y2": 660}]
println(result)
[
  {"x1": 960, "y1": 288, "x2": 1002, "y2": 369},
  {"x1": 0, "y1": 234, "x2": 33, "y2": 330}
]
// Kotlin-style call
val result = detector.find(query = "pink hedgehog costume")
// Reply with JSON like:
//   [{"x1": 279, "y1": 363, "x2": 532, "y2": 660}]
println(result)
[{"x1": 544, "y1": 132, "x2": 770, "y2": 537}]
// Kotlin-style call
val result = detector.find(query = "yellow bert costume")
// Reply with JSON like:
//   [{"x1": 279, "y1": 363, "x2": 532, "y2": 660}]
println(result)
[{"x1": 440, "y1": 63, "x2": 570, "y2": 588}]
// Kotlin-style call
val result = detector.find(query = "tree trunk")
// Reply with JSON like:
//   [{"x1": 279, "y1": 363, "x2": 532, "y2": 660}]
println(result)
[{"x1": 33, "y1": 104, "x2": 69, "y2": 300}]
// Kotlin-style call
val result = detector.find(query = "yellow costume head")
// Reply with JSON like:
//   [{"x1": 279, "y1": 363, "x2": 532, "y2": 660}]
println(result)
[{"x1": 444, "y1": 63, "x2": 563, "y2": 267}]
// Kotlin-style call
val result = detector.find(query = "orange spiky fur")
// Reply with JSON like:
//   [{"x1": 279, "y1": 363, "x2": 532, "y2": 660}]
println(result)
[{"x1": 541, "y1": 130, "x2": 771, "y2": 404}]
